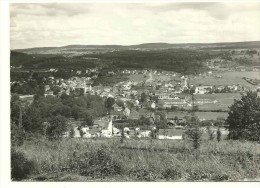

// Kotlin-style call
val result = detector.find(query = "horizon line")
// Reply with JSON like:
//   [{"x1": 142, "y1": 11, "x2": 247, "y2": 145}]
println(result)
[{"x1": 11, "y1": 40, "x2": 260, "y2": 50}]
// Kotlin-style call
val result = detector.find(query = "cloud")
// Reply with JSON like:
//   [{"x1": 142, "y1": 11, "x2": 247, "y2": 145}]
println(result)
[
  {"x1": 10, "y1": 3, "x2": 90, "y2": 18},
  {"x1": 10, "y1": 2, "x2": 260, "y2": 49}
]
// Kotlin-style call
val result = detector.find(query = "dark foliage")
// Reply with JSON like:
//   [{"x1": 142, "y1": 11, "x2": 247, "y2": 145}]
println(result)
[
  {"x1": 11, "y1": 149, "x2": 36, "y2": 180},
  {"x1": 78, "y1": 149, "x2": 122, "y2": 178},
  {"x1": 45, "y1": 115, "x2": 68, "y2": 140},
  {"x1": 227, "y1": 91, "x2": 260, "y2": 141},
  {"x1": 185, "y1": 127, "x2": 203, "y2": 149}
]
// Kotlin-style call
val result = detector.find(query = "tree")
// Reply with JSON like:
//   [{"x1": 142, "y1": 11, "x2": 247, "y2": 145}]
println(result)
[
  {"x1": 105, "y1": 97, "x2": 115, "y2": 115},
  {"x1": 185, "y1": 126, "x2": 202, "y2": 150},
  {"x1": 23, "y1": 106, "x2": 44, "y2": 134},
  {"x1": 120, "y1": 128, "x2": 125, "y2": 143},
  {"x1": 69, "y1": 127, "x2": 75, "y2": 138},
  {"x1": 207, "y1": 127, "x2": 215, "y2": 141},
  {"x1": 45, "y1": 115, "x2": 68, "y2": 140},
  {"x1": 217, "y1": 128, "x2": 222, "y2": 142},
  {"x1": 52, "y1": 86, "x2": 61, "y2": 95},
  {"x1": 140, "y1": 92, "x2": 148, "y2": 105},
  {"x1": 83, "y1": 112, "x2": 95, "y2": 127},
  {"x1": 226, "y1": 91, "x2": 260, "y2": 141},
  {"x1": 116, "y1": 99, "x2": 125, "y2": 109},
  {"x1": 11, "y1": 121, "x2": 25, "y2": 146}
]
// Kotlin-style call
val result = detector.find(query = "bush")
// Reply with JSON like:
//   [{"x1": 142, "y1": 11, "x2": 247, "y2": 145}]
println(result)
[
  {"x1": 186, "y1": 169, "x2": 209, "y2": 181},
  {"x1": 69, "y1": 127, "x2": 75, "y2": 138},
  {"x1": 11, "y1": 123, "x2": 25, "y2": 146},
  {"x1": 207, "y1": 127, "x2": 215, "y2": 141},
  {"x1": 79, "y1": 148, "x2": 122, "y2": 178},
  {"x1": 210, "y1": 173, "x2": 229, "y2": 181},
  {"x1": 226, "y1": 91, "x2": 260, "y2": 141},
  {"x1": 128, "y1": 166, "x2": 163, "y2": 181},
  {"x1": 45, "y1": 115, "x2": 68, "y2": 140},
  {"x1": 11, "y1": 149, "x2": 35, "y2": 180},
  {"x1": 217, "y1": 128, "x2": 222, "y2": 142},
  {"x1": 162, "y1": 168, "x2": 182, "y2": 180},
  {"x1": 185, "y1": 127, "x2": 202, "y2": 149}
]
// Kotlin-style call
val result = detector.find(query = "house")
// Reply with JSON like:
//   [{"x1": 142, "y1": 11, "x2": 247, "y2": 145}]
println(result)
[
  {"x1": 76, "y1": 70, "x2": 82, "y2": 75},
  {"x1": 74, "y1": 86, "x2": 86, "y2": 96},
  {"x1": 166, "y1": 112, "x2": 187, "y2": 125},
  {"x1": 103, "y1": 86, "x2": 112, "y2": 92},
  {"x1": 113, "y1": 103, "x2": 123, "y2": 112},
  {"x1": 123, "y1": 107, "x2": 130, "y2": 118},
  {"x1": 167, "y1": 120, "x2": 177, "y2": 127},
  {"x1": 146, "y1": 112, "x2": 155, "y2": 120},
  {"x1": 159, "y1": 99, "x2": 187, "y2": 108},
  {"x1": 49, "y1": 68, "x2": 57, "y2": 72},
  {"x1": 44, "y1": 91, "x2": 54, "y2": 97},
  {"x1": 151, "y1": 102, "x2": 156, "y2": 109},
  {"x1": 45, "y1": 85, "x2": 50, "y2": 92},
  {"x1": 91, "y1": 117, "x2": 119, "y2": 137},
  {"x1": 111, "y1": 111, "x2": 125, "y2": 121},
  {"x1": 158, "y1": 129, "x2": 183, "y2": 140},
  {"x1": 156, "y1": 93, "x2": 172, "y2": 100},
  {"x1": 19, "y1": 95, "x2": 34, "y2": 106},
  {"x1": 195, "y1": 86, "x2": 213, "y2": 94}
]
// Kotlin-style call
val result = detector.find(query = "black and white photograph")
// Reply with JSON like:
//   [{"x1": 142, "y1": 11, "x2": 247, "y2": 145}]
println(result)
[{"x1": 1, "y1": 0, "x2": 260, "y2": 185}]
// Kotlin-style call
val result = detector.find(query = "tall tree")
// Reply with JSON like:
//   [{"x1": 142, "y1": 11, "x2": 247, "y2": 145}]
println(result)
[
  {"x1": 105, "y1": 97, "x2": 115, "y2": 115},
  {"x1": 45, "y1": 115, "x2": 68, "y2": 140},
  {"x1": 140, "y1": 92, "x2": 148, "y2": 105},
  {"x1": 226, "y1": 91, "x2": 260, "y2": 141}
]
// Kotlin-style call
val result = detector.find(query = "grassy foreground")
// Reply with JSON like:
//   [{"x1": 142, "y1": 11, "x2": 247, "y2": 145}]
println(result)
[{"x1": 12, "y1": 137, "x2": 260, "y2": 181}]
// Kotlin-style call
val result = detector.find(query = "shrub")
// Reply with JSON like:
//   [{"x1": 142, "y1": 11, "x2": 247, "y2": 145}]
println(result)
[
  {"x1": 162, "y1": 168, "x2": 182, "y2": 180},
  {"x1": 207, "y1": 127, "x2": 215, "y2": 141},
  {"x1": 210, "y1": 173, "x2": 229, "y2": 181},
  {"x1": 69, "y1": 127, "x2": 75, "y2": 138},
  {"x1": 186, "y1": 169, "x2": 209, "y2": 181},
  {"x1": 185, "y1": 127, "x2": 202, "y2": 149},
  {"x1": 128, "y1": 166, "x2": 163, "y2": 181},
  {"x1": 45, "y1": 115, "x2": 68, "y2": 140},
  {"x1": 11, "y1": 123, "x2": 25, "y2": 146},
  {"x1": 226, "y1": 91, "x2": 260, "y2": 141},
  {"x1": 217, "y1": 128, "x2": 222, "y2": 142},
  {"x1": 11, "y1": 149, "x2": 35, "y2": 180},
  {"x1": 79, "y1": 148, "x2": 122, "y2": 178}
]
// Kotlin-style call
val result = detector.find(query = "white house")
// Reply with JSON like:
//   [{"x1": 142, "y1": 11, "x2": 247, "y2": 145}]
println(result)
[{"x1": 195, "y1": 86, "x2": 213, "y2": 94}]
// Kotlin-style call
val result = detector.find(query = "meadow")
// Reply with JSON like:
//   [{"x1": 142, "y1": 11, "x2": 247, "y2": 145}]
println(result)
[
  {"x1": 12, "y1": 137, "x2": 260, "y2": 181},
  {"x1": 190, "y1": 71, "x2": 260, "y2": 86}
]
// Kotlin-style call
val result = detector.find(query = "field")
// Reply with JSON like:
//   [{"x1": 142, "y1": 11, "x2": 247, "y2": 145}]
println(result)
[
  {"x1": 168, "y1": 111, "x2": 228, "y2": 121},
  {"x1": 161, "y1": 128, "x2": 228, "y2": 140},
  {"x1": 128, "y1": 74, "x2": 147, "y2": 82},
  {"x1": 194, "y1": 93, "x2": 241, "y2": 111},
  {"x1": 12, "y1": 137, "x2": 260, "y2": 181},
  {"x1": 195, "y1": 112, "x2": 228, "y2": 120},
  {"x1": 190, "y1": 71, "x2": 260, "y2": 86}
]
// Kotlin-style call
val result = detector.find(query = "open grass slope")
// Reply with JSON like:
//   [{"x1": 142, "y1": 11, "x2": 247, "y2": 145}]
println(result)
[{"x1": 13, "y1": 138, "x2": 260, "y2": 182}]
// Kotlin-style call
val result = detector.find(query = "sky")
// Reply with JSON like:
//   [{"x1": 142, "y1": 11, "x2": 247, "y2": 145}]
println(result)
[{"x1": 10, "y1": 2, "x2": 260, "y2": 49}]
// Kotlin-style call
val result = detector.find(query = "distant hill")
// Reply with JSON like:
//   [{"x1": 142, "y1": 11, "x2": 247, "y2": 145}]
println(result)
[{"x1": 14, "y1": 41, "x2": 260, "y2": 55}]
